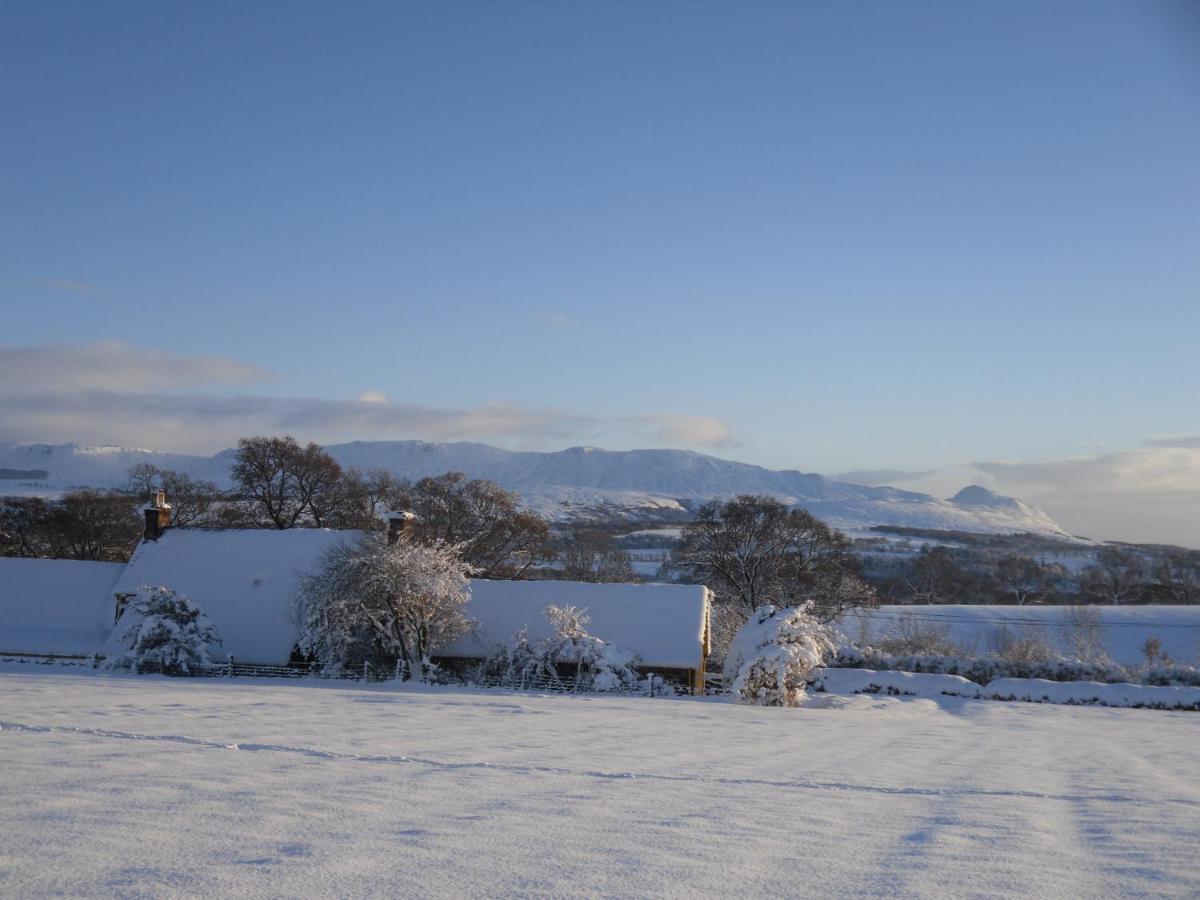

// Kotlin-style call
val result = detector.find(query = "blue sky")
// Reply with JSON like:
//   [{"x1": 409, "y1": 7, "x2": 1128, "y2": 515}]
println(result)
[{"x1": 2, "y1": 2, "x2": 1199, "y2": 542}]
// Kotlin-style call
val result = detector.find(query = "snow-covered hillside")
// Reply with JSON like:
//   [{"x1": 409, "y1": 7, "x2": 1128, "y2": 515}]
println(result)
[
  {"x1": 0, "y1": 440, "x2": 1071, "y2": 537},
  {"x1": 1, "y1": 672, "x2": 1197, "y2": 897}
]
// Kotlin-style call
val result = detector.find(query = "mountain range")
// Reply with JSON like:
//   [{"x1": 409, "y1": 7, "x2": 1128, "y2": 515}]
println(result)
[{"x1": 0, "y1": 440, "x2": 1071, "y2": 538}]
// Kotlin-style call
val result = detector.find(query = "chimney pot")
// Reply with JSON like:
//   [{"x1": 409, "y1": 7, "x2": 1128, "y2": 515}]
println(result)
[{"x1": 143, "y1": 491, "x2": 172, "y2": 541}]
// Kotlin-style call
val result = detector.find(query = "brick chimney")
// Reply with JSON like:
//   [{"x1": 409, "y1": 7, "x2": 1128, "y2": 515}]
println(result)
[
  {"x1": 386, "y1": 510, "x2": 416, "y2": 544},
  {"x1": 143, "y1": 490, "x2": 172, "y2": 541}
]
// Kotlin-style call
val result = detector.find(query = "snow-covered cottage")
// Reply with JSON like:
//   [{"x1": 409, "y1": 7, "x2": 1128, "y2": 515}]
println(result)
[
  {"x1": 439, "y1": 580, "x2": 712, "y2": 692},
  {"x1": 3, "y1": 497, "x2": 713, "y2": 691},
  {"x1": 0, "y1": 557, "x2": 125, "y2": 657},
  {"x1": 101, "y1": 527, "x2": 362, "y2": 666}
]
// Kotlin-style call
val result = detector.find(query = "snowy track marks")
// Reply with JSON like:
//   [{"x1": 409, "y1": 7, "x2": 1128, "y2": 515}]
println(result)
[{"x1": 2, "y1": 718, "x2": 1190, "y2": 809}]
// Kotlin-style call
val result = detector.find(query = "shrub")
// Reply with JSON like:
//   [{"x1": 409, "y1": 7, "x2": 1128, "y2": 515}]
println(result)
[
  {"x1": 724, "y1": 604, "x2": 834, "y2": 707},
  {"x1": 103, "y1": 585, "x2": 220, "y2": 676},
  {"x1": 481, "y1": 605, "x2": 644, "y2": 693}
]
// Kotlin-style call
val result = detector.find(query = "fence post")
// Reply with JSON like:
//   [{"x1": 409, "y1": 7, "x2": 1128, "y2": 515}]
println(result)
[
  {"x1": 394, "y1": 658, "x2": 402, "y2": 680},
  {"x1": 363, "y1": 660, "x2": 370, "y2": 682},
  {"x1": 227, "y1": 654, "x2": 234, "y2": 679}
]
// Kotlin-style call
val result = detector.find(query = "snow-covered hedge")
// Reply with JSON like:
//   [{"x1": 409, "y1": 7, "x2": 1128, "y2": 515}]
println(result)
[
  {"x1": 834, "y1": 646, "x2": 1200, "y2": 688},
  {"x1": 814, "y1": 668, "x2": 978, "y2": 699},
  {"x1": 980, "y1": 678, "x2": 1200, "y2": 710},
  {"x1": 812, "y1": 667, "x2": 1200, "y2": 710}
]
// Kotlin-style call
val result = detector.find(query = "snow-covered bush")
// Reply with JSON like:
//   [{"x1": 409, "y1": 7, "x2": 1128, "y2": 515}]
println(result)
[
  {"x1": 480, "y1": 604, "x2": 643, "y2": 692},
  {"x1": 293, "y1": 533, "x2": 474, "y2": 680},
  {"x1": 834, "y1": 646, "x2": 1200, "y2": 688},
  {"x1": 724, "y1": 604, "x2": 835, "y2": 706},
  {"x1": 103, "y1": 585, "x2": 220, "y2": 676},
  {"x1": 986, "y1": 623, "x2": 1054, "y2": 666}
]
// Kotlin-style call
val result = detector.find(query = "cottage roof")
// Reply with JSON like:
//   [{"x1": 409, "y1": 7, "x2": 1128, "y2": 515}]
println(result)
[
  {"x1": 0, "y1": 557, "x2": 125, "y2": 656},
  {"x1": 440, "y1": 580, "x2": 711, "y2": 670},
  {"x1": 103, "y1": 528, "x2": 363, "y2": 665}
]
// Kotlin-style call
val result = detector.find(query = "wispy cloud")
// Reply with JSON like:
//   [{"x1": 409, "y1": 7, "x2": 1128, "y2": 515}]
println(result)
[
  {"x1": 635, "y1": 414, "x2": 737, "y2": 449},
  {"x1": 884, "y1": 449, "x2": 1200, "y2": 547},
  {"x1": 0, "y1": 341, "x2": 270, "y2": 393},
  {"x1": 1144, "y1": 434, "x2": 1200, "y2": 449},
  {"x1": 830, "y1": 468, "x2": 936, "y2": 486},
  {"x1": 0, "y1": 341, "x2": 737, "y2": 456}
]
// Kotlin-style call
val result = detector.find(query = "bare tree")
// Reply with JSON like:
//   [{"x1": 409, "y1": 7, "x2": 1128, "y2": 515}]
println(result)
[
  {"x1": 1148, "y1": 550, "x2": 1200, "y2": 605},
  {"x1": 53, "y1": 490, "x2": 142, "y2": 561},
  {"x1": 158, "y1": 470, "x2": 222, "y2": 527},
  {"x1": 1080, "y1": 545, "x2": 1145, "y2": 605},
  {"x1": 126, "y1": 462, "x2": 161, "y2": 499},
  {"x1": 904, "y1": 547, "x2": 978, "y2": 604},
  {"x1": 1064, "y1": 605, "x2": 1108, "y2": 663},
  {"x1": 316, "y1": 467, "x2": 411, "y2": 531},
  {"x1": 230, "y1": 436, "x2": 343, "y2": 529},
  {"x1": 994, "y1": 553, "x2": 1061, "y2": 606},
  {"x1": 125, "y1": 464, "x2": 222, "y2": 527},
  {"x1": 293, "y1": 533, "x2": 475, "y2": 679},
  {"x1": 0, "y1": 497, "x2": 57, "y2": 557},
  {"x1": 560, "y1": 527, "x2": 635, "y2": 583},
  {"x1": 671, "y1": 495, "x2": 875, "y2": 627},
  {"x1": 396, "y1": 472, "x2": 551, "y2": 578},
  {"x1": 294, "y1": 442, "x2": 344, "y2": 527}
]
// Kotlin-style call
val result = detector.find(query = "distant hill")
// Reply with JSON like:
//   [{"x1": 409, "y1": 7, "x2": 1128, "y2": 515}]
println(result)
[{"x1": 0, "y1": 439, "x2": 1072, "y2": 538}]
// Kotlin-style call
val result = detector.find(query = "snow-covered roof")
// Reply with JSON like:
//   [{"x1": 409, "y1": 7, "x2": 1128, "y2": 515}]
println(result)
[
  {"x1": 103, "y1": 528, "x2": 363, "y2": 665},
  {"x1": 0, "y1": 557, "x2": 125, "y2": 655},
  {"x1": 441, "y1": 580, "x2": 711, "y2": 670}
]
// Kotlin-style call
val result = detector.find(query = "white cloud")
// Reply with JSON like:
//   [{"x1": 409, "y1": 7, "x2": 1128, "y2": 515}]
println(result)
[
  {"x1": 0, "y1": 342, "x2": 738, "y2": 457},
  {"x1": 1144, "y1": 434, "x2": 1200, "y2": 449},
  {"x1": 830, "y1": 468, "x2": 936, "y2": 486},
  {"x1": 883, "y1": 450, "x2": 1200, "y2": 548},
  {"x1": 637, "y1": 415, "x2": 737, "y2": 449},
  {"x1": 0, "y1": 341, "x2": 270, "y2": 393}
]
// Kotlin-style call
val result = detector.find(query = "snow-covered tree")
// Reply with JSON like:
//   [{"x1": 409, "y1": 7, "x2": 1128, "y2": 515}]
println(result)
[
  {"x1": 293, "y1": 533, "x2": 475, "y2": 679},
  {"x1": 724, "y1": 604, "x2": 834, "y2": 707},
  {"x1": 482, "y1": 604, "x2": 643, "y2": 692},
  {"x1": 103, "y1": 585, "x2": 221, "y2": 676}
]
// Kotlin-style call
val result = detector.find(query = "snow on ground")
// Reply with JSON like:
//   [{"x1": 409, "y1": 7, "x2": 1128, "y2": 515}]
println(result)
[{"x1": 1, "y1": 671, "x2": 1198, "y2": 898}]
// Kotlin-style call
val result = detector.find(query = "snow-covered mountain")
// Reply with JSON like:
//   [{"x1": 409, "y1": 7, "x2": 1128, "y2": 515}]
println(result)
[{"x1": 0, "y1": 440, "x2": 1071, "y2": 537}]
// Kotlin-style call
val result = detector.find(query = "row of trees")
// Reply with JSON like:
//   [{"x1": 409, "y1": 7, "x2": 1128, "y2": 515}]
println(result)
[
  {"x1": 877, "y1": 544, "x2": 1200, "y2": 606},
  {"x1": 0, "y1": 492, "x2": 143, "y2": 561}
]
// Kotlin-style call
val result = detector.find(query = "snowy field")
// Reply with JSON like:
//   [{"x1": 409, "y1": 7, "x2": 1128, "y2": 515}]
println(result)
[{"x1": 2, "y1": 672, "x2": 1198, "y2": 898}]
